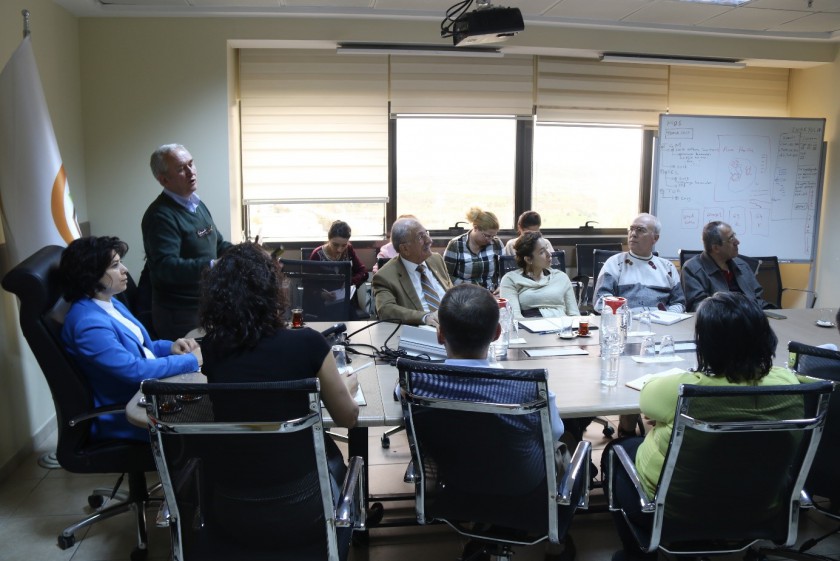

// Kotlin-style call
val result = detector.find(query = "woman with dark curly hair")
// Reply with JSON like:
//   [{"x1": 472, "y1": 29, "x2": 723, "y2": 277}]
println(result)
[
  {"x1": 60, "y1": 236, "x2": 202, "y2": 441},
  {"x1": 198, "y1": 242, "x2": 359, "y2": 547},
  {"x1": 499, "y1": 231, "x2": 579, "y2": 319},
  {"x1": 603, "y1": 291, "x2": 800, "y2": 561}
]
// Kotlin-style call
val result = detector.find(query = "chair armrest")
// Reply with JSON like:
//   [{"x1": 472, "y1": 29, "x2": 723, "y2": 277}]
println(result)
[
  {"x1": 335, "y1": 456, "x2": 365, "y2": 529},
  {"x1": 558, "y1": 440, "x2": 591, "y2": 507},
  {"x1": 799, "y1": 489, "x2": 814, "y2": 510},
  {"x1": 68, "y1": 403, "x2": 130, "y2": 427},
  {"x1": 608, "y1": 444, "x2": 655, "y2": 513}
]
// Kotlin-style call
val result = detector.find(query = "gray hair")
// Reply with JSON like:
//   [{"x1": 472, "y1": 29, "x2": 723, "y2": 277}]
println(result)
[
  {"x1": 702, "y1": 221, "x2": 727, "y2": 253},
  {"x1": 149, "y1": 143, "x2": 186, "y2": 180},
  {"x1": 636, "y1": 213, "x2": 662, "y2": 235},
  {"x1": 390, "y1": 217, "x2": 421, "y2": 249}
]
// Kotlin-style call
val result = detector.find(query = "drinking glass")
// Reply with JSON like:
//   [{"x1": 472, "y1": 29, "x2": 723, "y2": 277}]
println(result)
[
  {"x1": 659, "y1": 335, "x2": 675, "y2": 358},
  {"x1": 637, "y1": 310, "x2": 652, "y2": 334},
  {"x1": 639, "y1": 336, "x2": 656, "y2": 359},
  {"x1": 332, "y1": 344, "x2": 348, "y2": 374}
]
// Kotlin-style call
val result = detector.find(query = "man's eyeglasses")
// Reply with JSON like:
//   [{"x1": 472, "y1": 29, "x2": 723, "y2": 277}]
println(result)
[{"x1": 628, "y1": 226, "x2": 649, "y2": 235}]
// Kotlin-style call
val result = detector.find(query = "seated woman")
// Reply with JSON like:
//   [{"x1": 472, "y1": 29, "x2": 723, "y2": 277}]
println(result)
[
  {"x1": 60, "y1": 236, "x2": 201, "y2": 441},
  {"x1": 199, "y1": 242, "x2": 359, "y2": 547},
  {"x1": 503, "y1": 210, "x2": 554, "y2": 256},
  {"x1": 444, "y1": 206, "x2": 504, "y2": 293},
  {"x1": 499, "y1": 231, "x2": 579, "y2": 319},
  {"x1": 603, "y1": 291, "x2": 799, "y2": 561},
  {"x1": 308, "y1": 219, "x2": 368, "y2": 289}
]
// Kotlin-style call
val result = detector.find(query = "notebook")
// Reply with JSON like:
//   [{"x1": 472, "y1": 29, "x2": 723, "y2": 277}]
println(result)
[
  {"x1": 625, "y1": 367, "x2": 685, "y2": 390},
  {"x1": 648, "y1": 311, "x2": 692, "y2": 325}
]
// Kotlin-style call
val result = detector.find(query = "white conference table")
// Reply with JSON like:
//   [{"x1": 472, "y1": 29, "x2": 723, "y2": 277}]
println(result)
[{"x1": 126, "y1": 308, "x2": 840, "y2": 428}]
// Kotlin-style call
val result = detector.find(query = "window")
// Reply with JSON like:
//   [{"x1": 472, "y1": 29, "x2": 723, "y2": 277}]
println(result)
[
  {"x1": 532, "y1": 124, "x2": 643, "y2": 229},
  {"x1": 395, "y1": 117, "x2": 517, "y2": 230}
]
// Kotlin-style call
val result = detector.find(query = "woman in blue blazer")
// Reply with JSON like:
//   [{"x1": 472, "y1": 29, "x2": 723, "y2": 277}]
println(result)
[{"x1": 60, "y1": 236, "x2": 202, "y2": 441}]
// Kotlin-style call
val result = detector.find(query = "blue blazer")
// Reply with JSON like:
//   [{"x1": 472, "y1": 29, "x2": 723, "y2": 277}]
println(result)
[{"x1": 62, "y1": 297, "x2": 199, "y2": 440}]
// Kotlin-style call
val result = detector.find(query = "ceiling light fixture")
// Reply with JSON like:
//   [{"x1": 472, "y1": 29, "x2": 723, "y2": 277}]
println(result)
[
  {"x1": 600, "y1": 53, "x2": 746, "y2": 69},
  {"x1": 336, "y1": 43, "x2": 503, "y2": 57}
]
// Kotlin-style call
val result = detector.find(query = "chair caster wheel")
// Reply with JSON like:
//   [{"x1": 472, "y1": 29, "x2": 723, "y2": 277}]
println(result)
[
  {"x1": 130, "y1": 546, "x2": 148, "y2": 561},
  {"x1": 367, "y1": 502, "x2": 384, "y2": 528},
  {"x1": 381, "y1": 435, "x2": 390, "y2": 449},
  {"x1": 603, "y1": 426, "x2": 615, "y2": 438},
  {"x1": 88, "y1": 494, "x2": 106, "y2": 509},
  {"x1": 57, "y1": 534, "x2": 76, "y2": 549}
]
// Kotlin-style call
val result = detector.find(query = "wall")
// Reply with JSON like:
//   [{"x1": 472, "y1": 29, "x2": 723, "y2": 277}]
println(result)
[
  {"x1": 790, "y1": 60, "x2": 840, "y2": 308},
  {"x1": 0, "y1": 0, "x2": 85, "y2": 476}
]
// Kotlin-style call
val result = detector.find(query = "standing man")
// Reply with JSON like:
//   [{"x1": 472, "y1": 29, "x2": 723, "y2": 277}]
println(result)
[
  {"x1": 593, "y1": 213, "x2": 685, "y2": 313},
  {"x1": 372, "y1": 217, "x2": 452, "y2": 327},
  {"x1": 142, "y1": 144, "x2": 232, "y2": 340},
  {"x1": 681, "y1": 221, "x2": 769, "y2": 312}
]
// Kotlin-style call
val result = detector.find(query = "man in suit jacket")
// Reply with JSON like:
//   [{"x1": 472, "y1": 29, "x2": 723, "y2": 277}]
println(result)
[{"x1": 372, "y1": 217, "x2": 453, "y2": 327}]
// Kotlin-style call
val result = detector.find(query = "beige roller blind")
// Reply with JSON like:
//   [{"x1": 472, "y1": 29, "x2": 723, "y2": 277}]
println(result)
[
  {"x1": 389, "y1": 54, "x2": 534, "y2": 115},
  {"x1": 239, "y1": 49, "x2": 389, "y2": 200},
  {"x1": 667, "y1": 66, "x2": 789, "y2": 117},
  {"x1": 536, "y1": 57, "x2": 668, "y2": 126}
]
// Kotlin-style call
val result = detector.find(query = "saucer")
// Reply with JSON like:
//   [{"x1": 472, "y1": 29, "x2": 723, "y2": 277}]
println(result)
[
  {"x1": 816, "y1": 320, "x2": 836, "y2": 328},
  {"x1": 558, "y1": 333, "x2": 577, "y2": 340},
  {"x1": 575, "y1": 333, "x2": 592, "y2": 338}
]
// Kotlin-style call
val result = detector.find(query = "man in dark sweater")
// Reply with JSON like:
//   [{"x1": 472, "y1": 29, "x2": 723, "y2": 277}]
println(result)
[{"x1": 142, "y1": 144, "x2": 232, "y2": 340}]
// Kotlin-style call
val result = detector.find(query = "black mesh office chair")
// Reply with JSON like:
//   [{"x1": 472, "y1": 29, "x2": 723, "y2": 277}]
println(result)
[
  {"x1": 300, "y1": 246, "x2": 317, "y2": 260},
  {"x1": 573, "y1": 243, "x2": 622, "y2": 310},
  {"x1": 752, "y1": 256, "x2": 817, "y2": 309},
  {"x1": 607, "y1": 381, "x2": 832, "y2": 558},
  {"x1": 764, "y1": 342, "x2": 840, "y2": 560},
  {"x1": 143, "y1": 378, "x2": 365, "y2": 561},
  {"x1": 1, "y1": 245, "x2": 163, "y2": 560},
  {"x1": 677, "y1": 249, "x2": 702, "y2": 270},
  {"x1": 279, "y1": 258, "x2": 353, "y2": 322},
  {"x1": 550, "y1": 249, "x2": 567, "y2": 272},
  {"x1": 396, "y1": 358, "x2": 591, "y2": 561}
]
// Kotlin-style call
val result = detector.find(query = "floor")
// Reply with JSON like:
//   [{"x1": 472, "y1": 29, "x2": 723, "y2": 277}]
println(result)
[{"x1": 1, "y1": 419, "x2": 840, "y2": 561}]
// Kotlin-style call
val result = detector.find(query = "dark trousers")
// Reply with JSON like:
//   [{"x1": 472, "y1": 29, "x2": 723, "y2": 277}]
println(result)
[
  {"x1": 601, "y1": 436, "x2": 657, "y2": 558},
  {"x1": 152, "y1": 301, "x2": 200, "y2": 341}
]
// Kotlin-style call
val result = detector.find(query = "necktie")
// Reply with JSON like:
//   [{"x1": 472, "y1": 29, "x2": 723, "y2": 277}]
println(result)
[{"x1": 416, "y1": 264, "x2": 441, "y2": 312}]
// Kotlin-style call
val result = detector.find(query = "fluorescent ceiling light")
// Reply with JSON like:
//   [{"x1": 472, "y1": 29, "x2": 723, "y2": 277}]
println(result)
[
  {"x1": 600, "y1": 53, "x2": 746, "y2": 69},
  {"x1": 678, "y1": 0, "x2": 751, "y2": 5},
  {"x1": 337, "y1": 43, "x2": 502, "y2": 57}
]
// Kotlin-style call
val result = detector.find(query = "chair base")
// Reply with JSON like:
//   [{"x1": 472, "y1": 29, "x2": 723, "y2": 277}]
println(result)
[{"x1": 57, "y1": 472, "x2": 163, "y2": 561}]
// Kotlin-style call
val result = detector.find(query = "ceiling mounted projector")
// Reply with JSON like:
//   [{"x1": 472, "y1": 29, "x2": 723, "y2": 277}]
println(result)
[{"x1": 441, "y1": 1, "x2": 524, "y2": 47}]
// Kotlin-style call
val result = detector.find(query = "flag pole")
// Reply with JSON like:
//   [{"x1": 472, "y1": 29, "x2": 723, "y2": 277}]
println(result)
[{"x1": 22, "y1": 9, "x2": 31, "y2": 38}]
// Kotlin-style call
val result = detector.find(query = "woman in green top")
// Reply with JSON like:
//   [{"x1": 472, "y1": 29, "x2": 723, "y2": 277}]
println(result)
[{"x1": 603, "y1": 291, "x2": 799, "y2": 561}]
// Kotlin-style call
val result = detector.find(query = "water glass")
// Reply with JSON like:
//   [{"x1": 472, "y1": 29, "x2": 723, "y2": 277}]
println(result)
[
  {"x1": 639, "y1": 336, "x2": 656, "y2": 359},
  {"x1": 558, "y1": 316, "x2": 575, "y2": 339},
  {"x1": 332, "y1": 344, "x2": 348, "y2": 374},
  {"x1": 637, "y1": 310, "x2": 652, "y2": 334},
  {"x1": 659, "y1": 335, "x2": 675, "y2": 358}
]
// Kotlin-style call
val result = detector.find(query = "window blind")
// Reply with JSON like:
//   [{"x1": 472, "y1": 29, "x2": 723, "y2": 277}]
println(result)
[
  {"x1": 389, "y1": 54, "x2": 534, "y2": 115},
  {"x1": 667, "y1": 66, "x2": 789, "y2": 117},
  {"x1": 536, "y1": 58, "x2": 669, "y2": 126},
  {"x1": 239, "y1": 49, "x2": 389, "y2": 201}
]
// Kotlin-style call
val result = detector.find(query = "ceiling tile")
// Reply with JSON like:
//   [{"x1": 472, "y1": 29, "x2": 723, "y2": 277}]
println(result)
[
  {"x1": 702, "y1": 7, "x2": 808, "y2": 30},
  {"x1": 771, "y1": 11, "x2": 840, "y2": 32},
  {"x1": 544, "y1": 0, "x2": 655, "y2": 20}
]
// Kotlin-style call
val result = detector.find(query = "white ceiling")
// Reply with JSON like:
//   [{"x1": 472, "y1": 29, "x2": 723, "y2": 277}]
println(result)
[{"x1": 52, "y1": 0, "x2": 840, "y2": 40}]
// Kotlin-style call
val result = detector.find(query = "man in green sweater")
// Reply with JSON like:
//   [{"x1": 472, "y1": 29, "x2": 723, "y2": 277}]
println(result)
[{"x1": 142, "y1": 144, "x2": 232, "y2": 340}]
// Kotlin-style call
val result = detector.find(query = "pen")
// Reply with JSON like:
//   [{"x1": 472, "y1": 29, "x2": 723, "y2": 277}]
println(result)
[
  {"x1": 351, "y1": 361, "x2": 374, "y2": 374},
  {"x1": 650, "y1": 313, "x2": 662, "y2": 319}
]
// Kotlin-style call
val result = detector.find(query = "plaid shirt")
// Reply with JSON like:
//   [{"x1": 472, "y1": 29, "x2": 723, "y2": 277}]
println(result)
[{"x1": 443, "y1": 232, "x2": 504, "y2": 291}]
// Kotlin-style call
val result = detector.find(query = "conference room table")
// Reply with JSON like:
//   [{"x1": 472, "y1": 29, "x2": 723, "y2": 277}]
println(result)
[{"x1": 126, "y1": 307, "x2": 840, "y2": 429}]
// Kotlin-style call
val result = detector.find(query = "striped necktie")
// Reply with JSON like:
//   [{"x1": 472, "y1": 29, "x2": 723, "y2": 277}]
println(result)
[{"x1": 416, "y1": 264, "x2": 441, "y2": 312}]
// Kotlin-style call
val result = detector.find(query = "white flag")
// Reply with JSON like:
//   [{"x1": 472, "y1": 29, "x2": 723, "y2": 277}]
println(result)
[{"x1": 0, "y1": 35, "x2": 81, "y2": 267}]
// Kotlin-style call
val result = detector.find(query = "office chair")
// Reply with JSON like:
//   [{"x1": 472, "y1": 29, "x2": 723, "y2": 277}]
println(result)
[
  {"x1": 573, "y1": 243, "x2": 622, "y2": 310},
  {"x1": 142, "y1": 378, "x2": 365, "y2": 561},
  {"x1": 752, "y1": 255, "x2": 817, "y2": 309},
  {"x1": 762, "y1": 342, "x2": 840, "y2": 560},
  {"x1": 1, "y1": 245, "x2": 163, "y2": 560},
  {"x1": 376, "y1": 256, "x2": 393, "y2": 272},
  {"x1": 677, "y1": 249, "x2": 702, "y2": 270},
  {"x1": 300, "y1": 246, "x2": 317, "y2": 260},
  {"x1": 607, "y1": 381, "x2": 832, "y2": 558},
  {"x1": 396, "y1": 358, "x2": 591, "y2": 561},
  {"x1": 279, "y1": 258, "x2": 353, "y2": 322},
  {"x1": 498, "y1": 254, "x2": 517, "y2": 276},
  {"x1": 550, "y1": 249, "x2": 567, "y2": 272}
]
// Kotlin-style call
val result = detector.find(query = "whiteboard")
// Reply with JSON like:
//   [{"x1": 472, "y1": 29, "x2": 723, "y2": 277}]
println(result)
[{"x1": 652, "y1": 114, "x2": 825, "y2": 262}]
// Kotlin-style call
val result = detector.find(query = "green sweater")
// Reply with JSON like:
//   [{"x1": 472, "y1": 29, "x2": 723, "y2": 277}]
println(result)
[{"x1": 141, "y1": 193, "x2": 232, "y2": 310}]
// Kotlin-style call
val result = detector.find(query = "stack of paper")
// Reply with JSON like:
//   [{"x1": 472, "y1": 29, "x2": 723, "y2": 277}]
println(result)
[
  {"x1": 625, "y1": 367, "x2": 685, "y2": 390},
  {"x1": 648, "y1": 311, "x2": 692, "y2": 325}
]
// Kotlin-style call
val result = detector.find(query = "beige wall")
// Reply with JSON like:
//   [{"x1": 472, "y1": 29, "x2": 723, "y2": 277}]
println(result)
[{"x1": 0, "y1": 0, "x2": 85, "y2": 476}]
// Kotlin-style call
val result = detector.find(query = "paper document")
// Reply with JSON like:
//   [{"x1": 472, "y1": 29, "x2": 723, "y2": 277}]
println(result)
[
  {"x1": 524, "y1": 347, "x2": 588, "y2": 358},
  {"x1": 648, "y1": 311, "x2": 692, "y2": 325},
  {"x1": 631, "y1": 355, "x2": 685, "y2": 364},
  {"x1": 323, "y1": 284, "x2": 356, "y2": 303},
  {"x1": 518, "y1": 317, "x2": 577, "y2": 333},
  {"x1": 625, "y1": 367, "x2": 685, "y2": 391}
]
